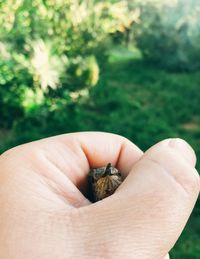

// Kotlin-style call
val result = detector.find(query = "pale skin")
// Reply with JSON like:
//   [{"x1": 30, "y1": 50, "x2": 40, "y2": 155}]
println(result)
[{"x1": 0, "y1": 132, "x2": 199, "y2": 259}]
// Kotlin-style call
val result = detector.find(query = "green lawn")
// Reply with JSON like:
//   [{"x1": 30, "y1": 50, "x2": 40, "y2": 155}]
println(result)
[{"x1": 1, "y1": 52, "x2": 200, "y2": 258}]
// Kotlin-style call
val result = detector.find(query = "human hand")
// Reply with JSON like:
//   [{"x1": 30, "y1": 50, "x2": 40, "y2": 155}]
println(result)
[{"x1": 0, "y1": 132, "x2": 199, "y2": 259}]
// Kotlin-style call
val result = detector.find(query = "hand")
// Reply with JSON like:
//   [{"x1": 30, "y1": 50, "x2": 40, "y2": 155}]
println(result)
[{"x1": 0, "y1": 132, "x2": 199, "y2": 259}]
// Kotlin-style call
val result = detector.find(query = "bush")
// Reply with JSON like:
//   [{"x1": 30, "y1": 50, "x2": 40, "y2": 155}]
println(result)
[
  {"x1": 0, "y1": 57, "x2": 32, "y2": 128},
  {"x1": 0, "y1": 0, "x2": 135, "y2": 92},
  {"x1": 0, "y1": 0, "x2": 136, "y2": 130},
  {"x1": 133, "y1": 0, "x2": 200, "y2": 71}
]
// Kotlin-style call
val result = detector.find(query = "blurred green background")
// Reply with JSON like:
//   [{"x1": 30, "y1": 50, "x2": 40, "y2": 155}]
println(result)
[{"x1": 0, "y1": 0, "x2": 199, "y2": 257}]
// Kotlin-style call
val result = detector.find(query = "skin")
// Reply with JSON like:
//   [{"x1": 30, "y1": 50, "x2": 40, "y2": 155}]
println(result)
[{"x1": 0, "y1": 132, "x2": 199, "y2": 259}]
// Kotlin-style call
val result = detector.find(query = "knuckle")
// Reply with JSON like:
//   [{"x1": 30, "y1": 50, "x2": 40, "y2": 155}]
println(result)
[
  {"x1": 186, "y1": 168, "x2": 200, "y2": 193},
  {"x1": 144, "y1": 148, "x2": 199, "y2": 196}
]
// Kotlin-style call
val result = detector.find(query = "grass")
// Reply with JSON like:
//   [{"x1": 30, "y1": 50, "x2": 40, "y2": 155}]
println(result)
[{"x1": 0, "y1": 47, "x2": 200, "y2": 258}]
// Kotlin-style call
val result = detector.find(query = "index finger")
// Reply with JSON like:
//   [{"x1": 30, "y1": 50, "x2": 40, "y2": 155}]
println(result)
[
  {"x1": 3, "y1": 132, "x2": 143, "y2": 189},
  {"x1": 37, "y1": 131, "x2": 143, "y2": 182}
]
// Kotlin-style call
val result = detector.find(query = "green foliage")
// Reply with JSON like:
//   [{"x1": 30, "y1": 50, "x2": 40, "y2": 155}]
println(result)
[
  {"x1": 172, "y1": 216, "x2": 200, "y2": 259},
  {"x1": 0, "y1": 1, "x2": 200, "y2": 257},
  {"x1": 0, "y1": 56, "x2": 32, "y2": 128},
  {"x1": 61, "y1": 55, "x2": 100, "y2": 91},
  {"x1": 0, "y1": 0, "x2": 135, "y2": 128},
  {"x1": 133, "y1": 0, "x2": 200, "y2": 71},
  {"x1": 0, "y1": 0, "x2": 134, "y2": 92}
]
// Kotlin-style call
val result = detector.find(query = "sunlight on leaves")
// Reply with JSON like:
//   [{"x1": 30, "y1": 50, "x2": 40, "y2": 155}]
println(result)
[{"x1": 30, "y1": 40, "x2": 68, "y2": 91}]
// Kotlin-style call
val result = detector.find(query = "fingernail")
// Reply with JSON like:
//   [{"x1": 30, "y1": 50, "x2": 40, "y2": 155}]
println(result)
[{"x1": 168, "y1": 138, "x2": 196, "y2": 167}]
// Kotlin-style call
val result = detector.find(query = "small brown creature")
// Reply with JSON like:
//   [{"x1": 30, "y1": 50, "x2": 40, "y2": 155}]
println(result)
[{"x1": 88, "y1": 163, "x2": 123, "y2": 202}]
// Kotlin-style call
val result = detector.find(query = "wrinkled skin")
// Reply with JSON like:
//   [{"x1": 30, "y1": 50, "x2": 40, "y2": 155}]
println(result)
[{"x1": 0, "y1": 132, "x2": 199, "y2": 259}]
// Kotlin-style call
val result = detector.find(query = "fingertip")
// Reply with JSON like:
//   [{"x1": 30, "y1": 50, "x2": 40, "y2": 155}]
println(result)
[
  {"x1": 116, "y1": 137, "x2": 143, "y2": 177},
  {"x1": 168, "y1": 138, "x2": 197, "y2": 167},
  {"x1": 156, "y1": 138, "x2": 196, "y2": 167}
]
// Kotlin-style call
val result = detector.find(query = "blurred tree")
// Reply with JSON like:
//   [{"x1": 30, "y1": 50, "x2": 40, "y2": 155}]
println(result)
[
  {"x1": 0, "y1": 0, "x2": 136, "y2": 92},
  {"x1": 131, "y1": 0, "x2": 200, "y2": 71},
  {"x1": 0, "y1": 0, "x2": 136, "y2": 129}
]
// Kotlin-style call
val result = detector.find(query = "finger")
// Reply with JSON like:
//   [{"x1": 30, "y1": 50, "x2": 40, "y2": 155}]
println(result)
[
  {"x1": 1, "y1": 132, "x2": 143, "y2": 207},
  {"x1": 49, "y1": 131, "x2": 143, "y2": 178},
  {"x1": 119, "y1": 138, "x2": 199, "y2": 197},
  {"x1": 80, "y1": 138, "x2": 199, "y2": 258},
  {"x1": 9, "y1": 132, "x2": 143, "y2": 187}
]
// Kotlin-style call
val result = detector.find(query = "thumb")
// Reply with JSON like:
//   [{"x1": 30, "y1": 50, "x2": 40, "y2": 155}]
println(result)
[{"x1": 79, "y1": 139, "x2": 199, "y2": 259}]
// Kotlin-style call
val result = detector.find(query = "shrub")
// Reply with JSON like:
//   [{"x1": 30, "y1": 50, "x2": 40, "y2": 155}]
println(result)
[
  {"x1": 133, "y1": 0, "x2": 200, "y2": 71},
  {"x1": 0, "y1": 0, "x2": 136, "y2": 130},
  {"x1": 0, "y1": 53, "x2": 33, "y2": 128},
  {"x1": 0, "y1": 0, "x2": 135, "y2": 92}
]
